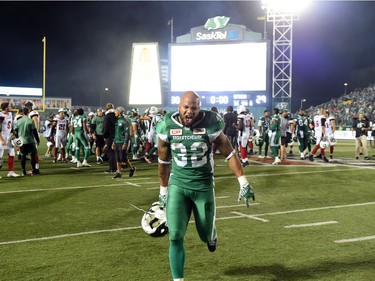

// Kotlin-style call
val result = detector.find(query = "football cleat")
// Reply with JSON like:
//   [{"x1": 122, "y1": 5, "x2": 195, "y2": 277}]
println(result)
[
  {"x1": 141, "y1": 202, "x2": 168, "y2": 237},
  {"x1": 7, "y1": 171, "x2": 20, "y2": 177},
  {"x1": 272, "y1": 157, "x2": 281, "y2": 165},
  {"x1": 112, "y1": 172, "x2": 122, "y2": 179},
  {"x1": 207, "y1": 238, "x2": 218, "y2": 252},
  {"x1": 129, "y1": 167, "x2": 136, "y2": 177}
]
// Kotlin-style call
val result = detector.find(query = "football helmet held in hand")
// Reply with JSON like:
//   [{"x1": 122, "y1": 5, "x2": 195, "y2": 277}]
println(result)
[
  {"x1": 11, "y1": 137, "x2": 23, "y2": 147},
  {"x1": 329, "y1": 136, "x2": 337, "y2": 146},
  {"x1": 254, "y1": 137, "x2": 263, "y2": 146},
  {"x1": 141, "y1": 202, "x2": 168, "y2": 237},
  {"x1": 319, "y1": 140, "x2": 329, "y2": 149}
]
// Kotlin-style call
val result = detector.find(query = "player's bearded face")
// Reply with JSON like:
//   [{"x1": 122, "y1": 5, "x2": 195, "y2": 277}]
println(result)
[{"x1": 179, "y1": 100, "x2": 200, "y2": 127}]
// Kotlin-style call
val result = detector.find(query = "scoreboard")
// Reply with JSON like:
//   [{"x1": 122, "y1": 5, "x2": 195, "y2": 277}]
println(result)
[{"x1": 168, "y1": 41, "x2": 269, "y2": 107}]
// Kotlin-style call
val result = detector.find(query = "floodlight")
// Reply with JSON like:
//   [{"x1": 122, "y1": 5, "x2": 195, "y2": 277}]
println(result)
[{"x1": 262, "y1": 0, "x2": 311, "y2": 13}]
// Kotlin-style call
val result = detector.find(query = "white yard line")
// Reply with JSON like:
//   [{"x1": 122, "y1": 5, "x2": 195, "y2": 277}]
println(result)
[
  {"x1": 0, "y1": 226, "x2": 141, "y2": 246},
  {"x1": 0, "y1": 168, "x2": 362, "y2": 195},
  {"x1": 0, "y1": 182, "x2": 160, "y2": 195},
  {"x1": 334, "y1": 235, "x2": 375, "y2": 244},
  {"x1": 253, "y1": 202, "x2": 375, "y2": 217},
  {"x1": 0, "y1": 201, "x2": 373, "y2": 246},
  {"x1": 231, "y1": 211, "x2": 269, "y2": 222},
  {"x1": 284, "y1": 221, "x2": 338, "y2": 228},
  {"x1": 217, "y1": 203, "x2": 260, "y2": 209},
  {"x1": 215, "y1": 167, "x2": 361, "y2": 181}
]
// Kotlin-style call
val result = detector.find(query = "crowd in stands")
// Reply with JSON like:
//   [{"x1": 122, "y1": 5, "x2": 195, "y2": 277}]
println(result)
[{"x1": 306, "y1": 83, "x2": 375, "y2": 126}]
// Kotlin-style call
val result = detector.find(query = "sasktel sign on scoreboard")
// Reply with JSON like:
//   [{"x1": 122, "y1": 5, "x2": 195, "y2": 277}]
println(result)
[{"x1": 168, "y1": 16, "x2": 269, "y2": 108}]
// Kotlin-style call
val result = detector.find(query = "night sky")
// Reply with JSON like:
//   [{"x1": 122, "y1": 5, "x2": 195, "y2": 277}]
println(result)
[{"x1": 0, "y1": 1, "x2": 374, "y2": 111}]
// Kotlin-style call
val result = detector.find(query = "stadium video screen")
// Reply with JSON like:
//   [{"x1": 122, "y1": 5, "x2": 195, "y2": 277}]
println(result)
[{"x1": 170, "y1": 42, "x2": 267, "y2": 92}]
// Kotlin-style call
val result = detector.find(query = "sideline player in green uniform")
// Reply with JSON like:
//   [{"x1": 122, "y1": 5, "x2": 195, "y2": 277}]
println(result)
[
  {"x1": 270, "y1": 108, "x2": 281, "y2": 165},
  {"x1": 156, "y1": 91, "x2": 255, "y2": 281},
  {"x1": 14, "y1": 107, "x2": 40, "y2": 176},
  {"x1": 293, "y1": 108, "x2": 312, "y2": 159},
  {"x1": 257, "y1": 109, "x2": 270, "y2": 158},
  {"x1": 91, "y1": 108, "x2": 105, "y2": 164},
  {"x1": 112, "y1": 107, "x2": 135, "y2": 179},
  {"x1": 71, "y1": 108, "x2": 91, "y2": 167}
]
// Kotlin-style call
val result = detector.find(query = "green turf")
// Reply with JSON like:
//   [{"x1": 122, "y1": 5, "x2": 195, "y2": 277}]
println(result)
[{"x1": 0, "y1": 140, "x2": 374, "y2": 280}]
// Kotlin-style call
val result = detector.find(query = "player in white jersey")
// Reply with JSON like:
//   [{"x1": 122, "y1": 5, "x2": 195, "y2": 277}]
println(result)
[
  {"x1": 42, "y1": 114, "x2": 55, "y2": 157},
  {"x1": 324, "y1": 110, "x2": 336, "y2": 159},
  {"x1": 13, "y1": 109, "x2": 24, "y2": 160},
  {"x1": 246, "y1": 110, "x2": 255, "y2": 155},
  {"x1": 24, "y1": 100, "x2": 40, "y2": 174},
  {"x1": 142, "y1": 107, "x2": 157, "y2": 163},
  {"x1": 0, "y1": 102, "x2": 20, "y2": 177},
  {"x1": 144, "y1": 107, "x2": 162, "y2": 163},
  {"x1": 236, "y1": 105, "x2": 253, "y2": 167},
  {"x1": 52, "y1": 108, "x2": 69, "y2": 163},
  {"x1": 309, "y1": 109, "x2": 328, "y2": 162}
]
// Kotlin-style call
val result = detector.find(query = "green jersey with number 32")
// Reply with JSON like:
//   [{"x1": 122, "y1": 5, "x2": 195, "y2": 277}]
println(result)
[{"x1": 156, "y1": 110, "x2": 224, "y2": 190}]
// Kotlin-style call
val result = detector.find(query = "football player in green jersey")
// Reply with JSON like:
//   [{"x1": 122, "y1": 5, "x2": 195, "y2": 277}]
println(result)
[
  {"x1": 270, "y1": 108, "x2": 281, "y2": 165},
  {"x1": 71, "y1": 108, "x2": 91, "y2": 167},
  {"x1": 156, "y1": 91, "x2": 255, "y2": 281},
  {"x1": 257, "y1": 109, "x2": 270, "y2": 158},
  {"x1": 293, "y1": 108, "x2": 312, "y2": 159},
  {"x1": 14, "y1": 106, "x2": 40, "y2": 176}
]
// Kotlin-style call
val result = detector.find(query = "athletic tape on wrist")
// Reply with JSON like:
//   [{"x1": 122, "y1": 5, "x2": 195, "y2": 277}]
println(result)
[
  {"x1": 160, "y1": 186, "x2": 168, "y2": 195},
  {"x1": 238, "y1": 175, "x2": 249, "y2": 187},
  {"x1": 158, "y1": 158, "x2": 171, "y2": 164}
]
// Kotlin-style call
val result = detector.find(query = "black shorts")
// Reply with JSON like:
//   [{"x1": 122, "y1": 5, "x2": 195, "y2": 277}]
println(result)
[
  {"x1": 114, "y1": 143, "x2": 128, "y2": 163},
  {"x1": 20, "y1": 143, "x2": 38, "y2": 155},
  {"x1": 95, "y1": 135, "x2": 105, "y2": 148},
  {"x1": 281, "y1": 136, "x2": 288, "y2": 146}
]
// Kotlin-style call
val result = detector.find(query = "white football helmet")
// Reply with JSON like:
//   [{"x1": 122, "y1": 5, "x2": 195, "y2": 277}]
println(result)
[
  {"x1": 149, "y1": 106, "x2": 158, "y2": 115},
  {"x1": 132, "y1": 108, "x2": 139, "y2": 114},
  {"x1": 329, "y1": 136, "x2": 337, "y2": 146},
  {"x1": 11, "y1": 137, "x2": 23, "y2": 147},
  {"x1": 141, "y1": 202, "x2": 168, "y2": 237},
  {"x1": 319, "y1": 140, "x2": 329, "y2": 149},
  {"x1": 237, "y1": 104, "x2": 246, "y2": 114},
  {"x1": 254, "y1": 136, "x2": 263, "y2": 146}
]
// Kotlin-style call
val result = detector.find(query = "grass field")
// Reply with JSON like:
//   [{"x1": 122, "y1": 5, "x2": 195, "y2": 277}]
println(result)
[{"x1": 0, "y1": 140, "x2": 374, "y2": 280}]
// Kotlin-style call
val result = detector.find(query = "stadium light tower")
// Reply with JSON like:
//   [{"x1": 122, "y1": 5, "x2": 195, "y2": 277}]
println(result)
[{"x1": 261, "y1": 0, "x2": 311, "y2": 111}]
